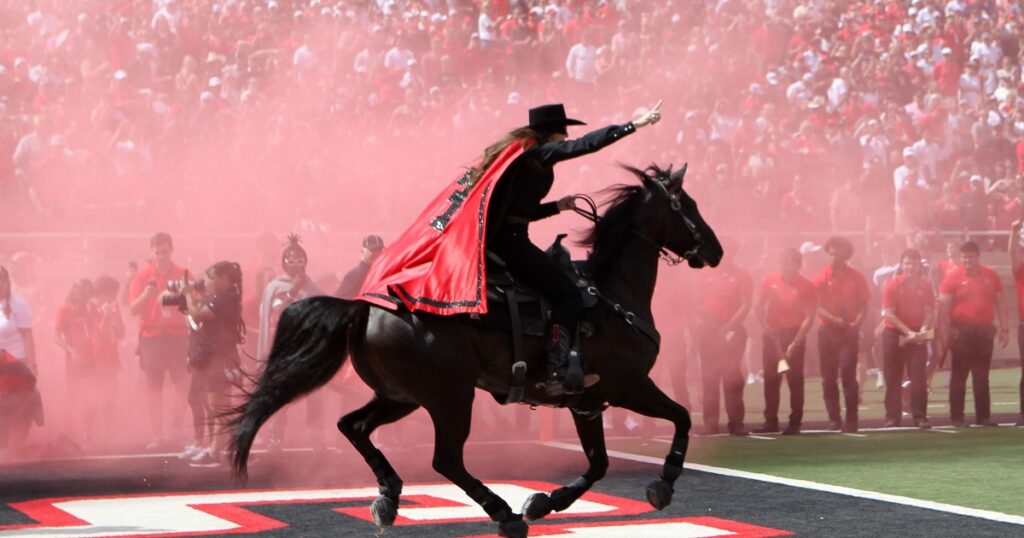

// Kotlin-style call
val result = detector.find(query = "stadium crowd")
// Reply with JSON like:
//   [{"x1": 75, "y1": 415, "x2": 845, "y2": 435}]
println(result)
[
  {"x1": 3, "y1": 0, "x2": 1024, "y2": 233},
  {"x1": 3, "y1": 0, "x2": 1024, "y2": 460}
]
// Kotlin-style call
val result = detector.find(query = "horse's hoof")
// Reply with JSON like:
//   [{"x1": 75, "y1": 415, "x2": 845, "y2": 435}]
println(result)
[
  {"x1": 370, "y1": 495, "x2": 398, "y2": 528},
  {"x1": 498, "y1": 517, "x2": 529, "y2": 538},
  {"x1": 522, "y1": 492, "x2": 553, "y2": 520},
  {"x1": 645, "y1": 479, "x2": 674, "y2": 511}
]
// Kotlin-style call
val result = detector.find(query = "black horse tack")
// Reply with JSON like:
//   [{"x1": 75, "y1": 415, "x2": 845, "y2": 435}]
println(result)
[{"x1": 228, "y1": 164, "x2": 723, "y2": 538}]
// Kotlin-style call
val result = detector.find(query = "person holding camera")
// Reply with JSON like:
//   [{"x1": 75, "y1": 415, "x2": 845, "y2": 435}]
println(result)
[
  {"x1": 128, "y1": 232, "x2": 190, "y2": 450},
  {"x1": 178, "y1": 262, "x2": 245, "y2": 467}
]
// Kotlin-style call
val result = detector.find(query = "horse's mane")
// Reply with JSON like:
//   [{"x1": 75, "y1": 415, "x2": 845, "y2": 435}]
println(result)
[
  {"x1": 581, "y1": 165, "x2": 671, "y2": 276},
  {"x1": 579, "y1": 172, "x2": 645, "y2": 275}
]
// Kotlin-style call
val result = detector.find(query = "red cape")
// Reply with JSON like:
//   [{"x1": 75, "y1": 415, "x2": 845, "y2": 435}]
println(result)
[{"x1": 356, "y1": 141, "x2": 527, "y2": 315}]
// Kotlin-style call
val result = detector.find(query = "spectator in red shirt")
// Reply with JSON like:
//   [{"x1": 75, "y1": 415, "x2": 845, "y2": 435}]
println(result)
[
  {"x1": 92, "y1": 275, "x2": 125, "y2": 443},
  {"x1": 753, "y1": 248, "x2": 816, "y2": 435},
  {"x1": 128, "y1": 232, "x2": 190, "y2": 449},
  {"x1": 54, "y1": 279, "x2": 104, "y2": 445},
  {"x1": 881, "y1": 249, "x2": 935, "y2": 429},
  {"x1": 692, "y1": 245, "x2": 753, "y2": 436},
  {"x1": 933, "y1": 237, "x2": 962, "y2": 290},
  {"x1": 812, "y1": 236, "x2": 870, "y2": 433},
  {"x1": 938, "y1": 241, "x2": 1009, "y2": 427},
  {"x1": 1007, "y1": 220, "x2": 1024, "y2": 426}
]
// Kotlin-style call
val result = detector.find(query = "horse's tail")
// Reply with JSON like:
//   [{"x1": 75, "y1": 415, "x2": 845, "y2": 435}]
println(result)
[{"x1": 227, "y1": 296, "x2": 366, "y2": 480}]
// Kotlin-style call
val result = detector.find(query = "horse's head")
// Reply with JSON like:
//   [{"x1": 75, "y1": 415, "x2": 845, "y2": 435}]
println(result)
[{"x1": 631, "y1": 163, "x2": 723, "y2": 268}]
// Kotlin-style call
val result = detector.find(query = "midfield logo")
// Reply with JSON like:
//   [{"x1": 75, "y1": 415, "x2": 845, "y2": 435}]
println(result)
[{"x1": 0, "y1": 481, "x2": 790, "y2": 537}]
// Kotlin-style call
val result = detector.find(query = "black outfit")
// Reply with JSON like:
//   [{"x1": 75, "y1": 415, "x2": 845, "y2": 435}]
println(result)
[
  {"x1": 881, "y1": 327, "x2": 928, "y2": 421},
  {"x1": 762, "y1": 328, "x2": 805, "y2": 428},
  {"x1": 949, "y1": 321, "x2": 996, "y2": 423},
  {"x1": 486, "y1": 123, "x2": 636, "y2": 331},
  {"x1": 189, "y1": 292, "x2": 242, "y2": 394},
  {"x1": 818, "y1": 324, "x2": 860, "y2": 424},
  {"x1": 336, "y1": 260, "x2": 372, "y2": 300},
  {"x1": 695, "y1": 318, "x2": 746, "y2": 430},
  {"x1": 186, "y1": 291, "x2": 242, "y2": 444}
]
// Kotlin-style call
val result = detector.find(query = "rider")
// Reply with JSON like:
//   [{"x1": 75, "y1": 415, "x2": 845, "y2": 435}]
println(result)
[{"x1": 481, "y1": 102, "x2": 663, "y2": 394}]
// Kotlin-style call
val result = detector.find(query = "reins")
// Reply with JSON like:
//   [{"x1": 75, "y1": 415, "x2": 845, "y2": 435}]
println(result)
[{"x1": 571, "y1": 194, "x2": 691, "y2": 266}]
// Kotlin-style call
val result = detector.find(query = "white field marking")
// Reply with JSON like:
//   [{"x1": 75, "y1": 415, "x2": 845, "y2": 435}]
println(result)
[
  {"x1": 0, "y1": 483, "x2": 620, "y2": 538},
  {"x1": 839, "y1": 433, "x2": 868, "y2": 438},
  {"x1": 745, "y1": 435, "x2": 776, "y2": 441},
  {"x1": 927, "y1": 402, "x2": 1019, "y2": 408},
  {"x1": 543, "y1": 441, "x2": 1024, "y2": 527},
  {"x1": 926, "y1": 428, "x2": 959, "y2": 434},
  {"x1": 519, "y1": 520, "x2": 737, "y2": 537}
]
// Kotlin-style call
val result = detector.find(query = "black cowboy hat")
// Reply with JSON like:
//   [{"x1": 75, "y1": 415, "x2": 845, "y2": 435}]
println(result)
[{"x1": 528, "y1": 103, "x2": 586, "y2": 135}]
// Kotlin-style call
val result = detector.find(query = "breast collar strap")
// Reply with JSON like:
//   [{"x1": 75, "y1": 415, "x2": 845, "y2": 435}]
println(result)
[{"x1": 586, "y1": 286, "x2": 660, "y2": 349}]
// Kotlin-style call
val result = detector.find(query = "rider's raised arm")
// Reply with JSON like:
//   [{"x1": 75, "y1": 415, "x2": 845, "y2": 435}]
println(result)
[{"x1": 528, "y1": 123, "x2": 637, "y2": 167}]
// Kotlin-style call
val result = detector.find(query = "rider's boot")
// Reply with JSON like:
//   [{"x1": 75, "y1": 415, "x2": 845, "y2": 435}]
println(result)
[{"x1": 544, "y1": 324, "x2": 597, "y2": 396}]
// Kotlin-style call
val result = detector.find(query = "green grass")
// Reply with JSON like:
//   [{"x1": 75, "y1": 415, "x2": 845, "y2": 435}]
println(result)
[
  {"x1": 713, "y1": 367, "x2": 1021, "y2": 426},
  {"x1": 610, "y1": 421, "x2": 1024, "y2": 516},
  {"x1": 605, "y1": 367, "x2": 1024, "y2": 516}
]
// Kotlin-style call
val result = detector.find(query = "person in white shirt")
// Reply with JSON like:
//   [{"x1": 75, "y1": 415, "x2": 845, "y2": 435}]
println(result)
[
  {"x1": 857, "y1": 119, "x2": 890, "y2": 168},
  {"x1": 353, "y1": 31, "x2": 386, "y2": 75},
  {"x1": 151, "y1": 0, "x2": 178, "y2": 34},
  {"x1": 478, "y1": 2, "x2": 498, "y2": 48},
  {"x1": 893, "y1": 148, "x2": 930, "y2": 225},
  {"x1": 384, "y1": 36, "x2": 416, "y2": 72},
  {"x1": 910, "y1": 131, "x2": 942, "y2": 184},
  {"x1": 945, "y1": 0, "x2": 967, "y2": 17},
  {"x1": 0, "y1": 266, "x2": 38, "y2": 459},
  {"x1": 827, "y1": 68, "x2": 849, "y2": 112},
  {"x1": 959, "y1": 62, "x2": 983, "y2": 107},
  {"x1": 565, "y1": 30, "x2": 600, "y2": 84},
  {"x1": 0, "y1": 267, "x2": 35, "y2": 373},
  {"x1": 786, "y1": 74, "x2": 814, "y2": 110}
]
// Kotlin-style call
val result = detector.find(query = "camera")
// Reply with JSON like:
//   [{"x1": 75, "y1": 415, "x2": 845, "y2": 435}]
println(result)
[{"x1": 161, "y1": 279, "x2": 205, "y2": 310}]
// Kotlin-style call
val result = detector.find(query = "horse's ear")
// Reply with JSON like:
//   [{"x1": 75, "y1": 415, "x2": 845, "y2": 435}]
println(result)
[{"x1": 670, "y1": 163, "x2": 688, "y2": 189}]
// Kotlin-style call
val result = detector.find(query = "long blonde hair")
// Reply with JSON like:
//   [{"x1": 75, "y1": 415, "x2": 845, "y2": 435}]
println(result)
[{"x1": 468, "y1": 127, "x2": 543, "y2": 185}]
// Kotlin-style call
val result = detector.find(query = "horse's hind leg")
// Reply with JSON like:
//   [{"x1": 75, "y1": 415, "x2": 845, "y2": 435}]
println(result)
[
  {"x1": 425, "y1": 389, "x2": 528, "y2": 538},
  {"x1": 617, "y1": 377, "x2": 692, "y2": 511},
  {"x1": 523, "y1": 409, "x2": 608, "y2": 520},
  {"x1": 337, "y1": 394, "x2": 420, "y2": 528}
]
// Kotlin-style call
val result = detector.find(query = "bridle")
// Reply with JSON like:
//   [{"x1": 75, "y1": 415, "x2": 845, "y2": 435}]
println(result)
[{"x1": 572, "y1": 173, "x2": 704, "y2": 266}]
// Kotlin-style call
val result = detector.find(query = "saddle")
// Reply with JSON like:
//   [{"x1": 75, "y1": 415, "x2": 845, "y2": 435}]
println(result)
[
  {"x1": 471, "y1": 235, "x2": 600, "y2": 405},
  {"x1": 476, "y1": 234, "x2": 598, "y2": 335}
]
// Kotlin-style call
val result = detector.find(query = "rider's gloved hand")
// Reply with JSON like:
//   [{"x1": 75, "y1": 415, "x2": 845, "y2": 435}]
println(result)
[{"x1": 556, "y1": 196, "x2": 577, "y2": 212}]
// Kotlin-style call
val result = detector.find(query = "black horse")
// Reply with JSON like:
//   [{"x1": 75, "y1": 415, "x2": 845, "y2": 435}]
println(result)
[{"x1": 228, "y1": 163, "x2": 722, "y2": 537}]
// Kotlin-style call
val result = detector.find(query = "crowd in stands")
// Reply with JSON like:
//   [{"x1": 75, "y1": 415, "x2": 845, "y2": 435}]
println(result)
[{"x1": 3, "y1": 0, "x2": 1024, "y2": 235}]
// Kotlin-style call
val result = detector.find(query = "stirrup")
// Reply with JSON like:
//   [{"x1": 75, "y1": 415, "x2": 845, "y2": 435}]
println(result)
[{"x1": 541, "y1": 374, "x2": 600, "y2": 397}]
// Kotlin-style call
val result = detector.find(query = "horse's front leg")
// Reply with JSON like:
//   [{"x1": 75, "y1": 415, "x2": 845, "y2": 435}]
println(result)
[
  {"x1": 523, "y1": 408, "x2": 608, "y2": 520},
  {"x1": 616, "y1": 377, "x2": 691, "y2": 511}
]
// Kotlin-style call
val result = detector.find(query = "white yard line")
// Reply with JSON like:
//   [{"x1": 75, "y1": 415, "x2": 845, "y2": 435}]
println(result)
[{"x1": 543, "y1": 441, "x2": 1024, "y2": 527}]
